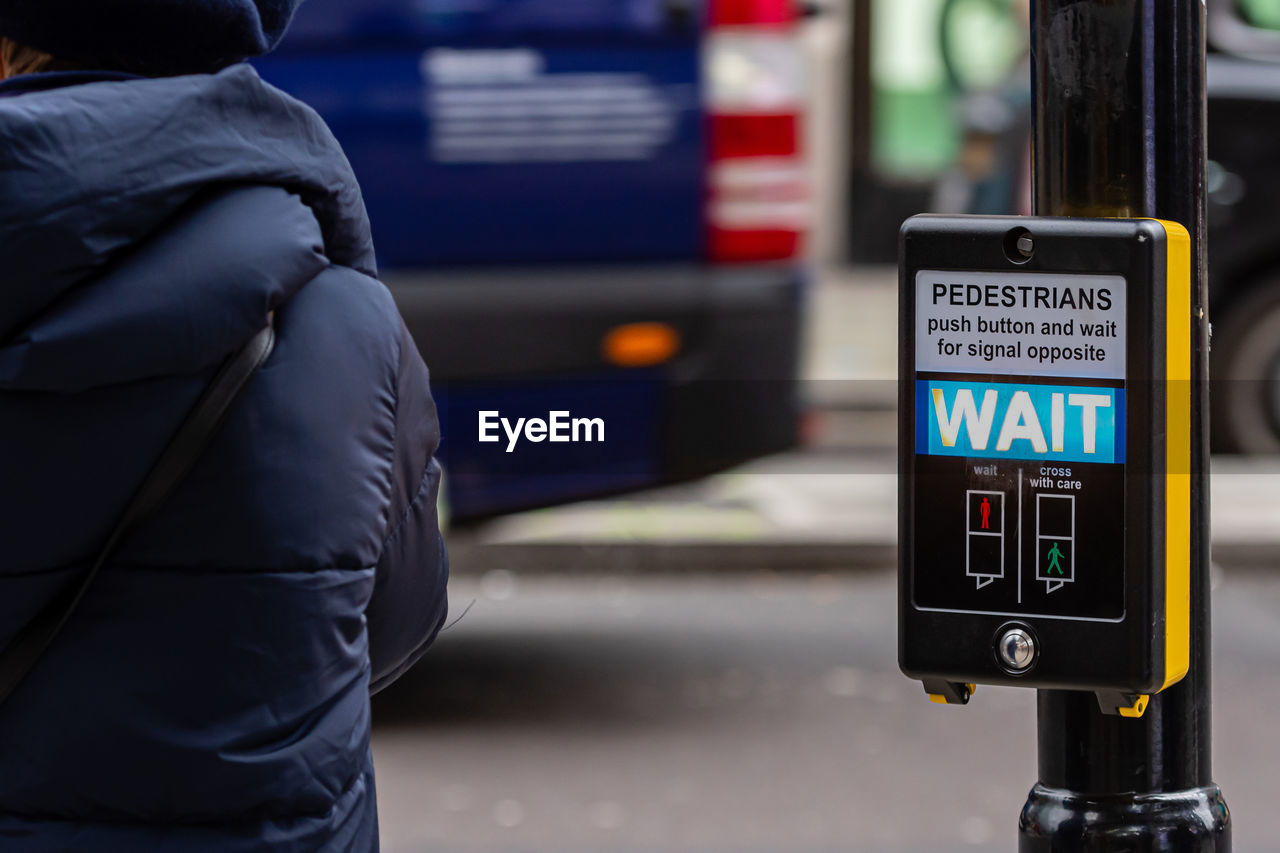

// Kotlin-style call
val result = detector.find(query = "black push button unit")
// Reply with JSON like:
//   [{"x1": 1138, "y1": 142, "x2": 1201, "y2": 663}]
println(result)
[{"x1": 898, "y1": 215, "x2": 1192, "y2": 718}]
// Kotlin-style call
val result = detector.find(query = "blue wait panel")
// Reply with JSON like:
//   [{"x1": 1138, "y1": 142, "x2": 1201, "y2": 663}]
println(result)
[{"x1": 916, "y1": 380, "x2": 1125, "y2": 465}]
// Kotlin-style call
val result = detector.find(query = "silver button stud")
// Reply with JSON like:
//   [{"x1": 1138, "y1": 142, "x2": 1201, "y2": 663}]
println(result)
[{"x1": 998, "y1": 627, "x2": 1036, "y2": 672}]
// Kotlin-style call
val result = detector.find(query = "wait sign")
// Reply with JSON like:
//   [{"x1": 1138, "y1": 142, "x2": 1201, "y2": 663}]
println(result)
[
  {"x1": 922, "y1": 380, "x2": 1122, "y2": 464},
  {"x1": 897, "y1": 216, "x2": 1191, "y2": 717}
]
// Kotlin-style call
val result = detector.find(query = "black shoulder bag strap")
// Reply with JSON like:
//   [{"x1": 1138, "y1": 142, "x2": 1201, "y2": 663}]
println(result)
[{"x1": 0, "y1": 323, "x2": 276, "y2": 707}]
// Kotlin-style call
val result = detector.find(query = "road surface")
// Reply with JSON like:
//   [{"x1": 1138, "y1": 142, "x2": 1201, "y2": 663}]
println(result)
[{"x1": 372, "y1": 564, "x2": 1277, "y2": 852}]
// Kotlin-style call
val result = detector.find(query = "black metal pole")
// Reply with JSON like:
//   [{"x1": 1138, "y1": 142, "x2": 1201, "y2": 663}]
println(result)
[{"x1": 1019, "y1": 1, "x2": 1230, "y2": 849}]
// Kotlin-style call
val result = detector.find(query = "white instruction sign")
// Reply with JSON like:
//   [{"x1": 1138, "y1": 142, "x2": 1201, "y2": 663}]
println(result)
[{"x1": 915, "y1": 270, "x2": 1126, "y2": 380}]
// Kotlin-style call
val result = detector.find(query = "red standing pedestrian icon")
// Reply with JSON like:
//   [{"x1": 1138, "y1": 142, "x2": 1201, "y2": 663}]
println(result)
[{"x1": 980, "y1": 497, "x2": 991, "y2": 530}]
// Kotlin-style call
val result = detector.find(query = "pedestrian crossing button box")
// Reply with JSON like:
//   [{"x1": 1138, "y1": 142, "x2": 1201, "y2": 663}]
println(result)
[{"x1": 897, "y1": 215, "x2": 1193, "y2": 717}]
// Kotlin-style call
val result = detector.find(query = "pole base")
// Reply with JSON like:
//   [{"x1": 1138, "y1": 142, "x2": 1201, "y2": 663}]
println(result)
[{"x1": 1019, "y1": 783, "x2": 1230, "y2": 852}]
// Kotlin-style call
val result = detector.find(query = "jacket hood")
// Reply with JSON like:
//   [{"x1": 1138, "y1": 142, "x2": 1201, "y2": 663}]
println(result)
[
  {"x1": 0, "y1": 0, "x2": 303, "y2": 76},
  {"x1": 0, "y1": 64, "x2": 376, "y2": 392}
]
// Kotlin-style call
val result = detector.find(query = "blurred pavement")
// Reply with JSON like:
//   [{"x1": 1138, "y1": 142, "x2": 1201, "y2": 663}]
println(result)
[
  {"x1": 372, "y1": 565, "x2": 1280, "y2": 852},
  {"x1": 450, "y1": 266, "x2": 1280, "y2": 573}
]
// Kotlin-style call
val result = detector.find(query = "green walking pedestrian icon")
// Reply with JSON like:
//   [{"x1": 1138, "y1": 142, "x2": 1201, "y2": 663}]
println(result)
[
  {"x1": 1046, "y1": 542, "x2": 1065, "y2": 576},
  {"x1": 1036, "y1": 494, "x2": 1074, "y2": 594}
]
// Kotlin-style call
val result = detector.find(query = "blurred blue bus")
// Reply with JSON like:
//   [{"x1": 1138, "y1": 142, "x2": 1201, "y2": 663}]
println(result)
[{"x1": 255, "y1": 0, "x2": 809, "y2": 520}]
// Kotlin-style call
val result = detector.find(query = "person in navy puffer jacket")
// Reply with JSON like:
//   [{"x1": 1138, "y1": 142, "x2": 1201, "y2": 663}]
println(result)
[{"x1": 0, "y1": 2, "x2": 449, "y2": 850}]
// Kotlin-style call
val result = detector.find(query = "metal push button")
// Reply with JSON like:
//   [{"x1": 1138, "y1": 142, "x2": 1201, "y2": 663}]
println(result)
[{"x1": 996, "y1": 627, "x2": 1036, "y2": 673}]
